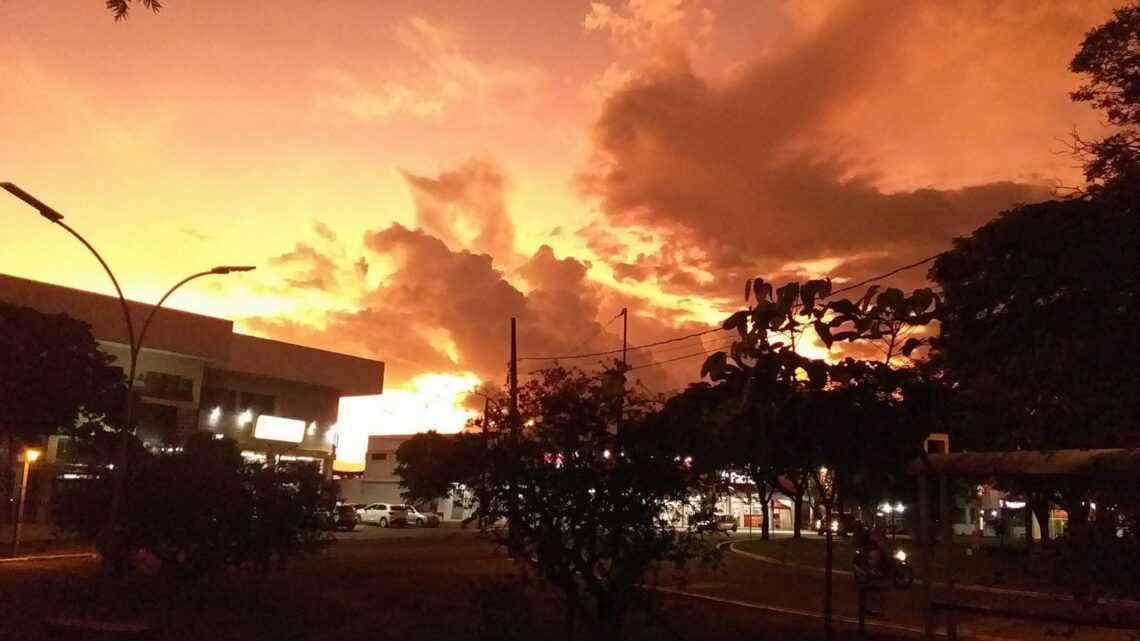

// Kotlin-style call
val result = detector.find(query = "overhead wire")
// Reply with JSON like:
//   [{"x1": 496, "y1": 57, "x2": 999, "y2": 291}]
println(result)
[
  {"x1": 517, "y1": 253, "x2": 941, "y2": 364},
  {"x1": 517, "y1": 327, "x2": 727, "y2": 362},
  {"x1": 566, "y1": 310, "x2": 624, "y2": 354}
]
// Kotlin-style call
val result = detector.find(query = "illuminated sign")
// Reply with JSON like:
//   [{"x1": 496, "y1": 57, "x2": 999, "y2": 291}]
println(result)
[{"x1": 253, "y1": 415, "x2": 306, "y2": 443}]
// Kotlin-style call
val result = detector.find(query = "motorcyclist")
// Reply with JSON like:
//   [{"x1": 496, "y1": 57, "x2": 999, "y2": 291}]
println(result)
[{"x1": 866, "y1": 524, "x2": 889, "y2": 577}]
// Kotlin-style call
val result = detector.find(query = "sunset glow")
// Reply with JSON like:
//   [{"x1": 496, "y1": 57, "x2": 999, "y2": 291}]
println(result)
[{"x1": 0, "y1": 0, "x2": 1118, "y2": 411}]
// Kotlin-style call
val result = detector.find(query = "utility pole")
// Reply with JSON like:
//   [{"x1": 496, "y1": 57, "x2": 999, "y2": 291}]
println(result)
[
  {"x1": 507, "y1": 317, "x2": 521, "y2": 556},
  {"x1": 621, "y1": 307, "x2": 628, "y2": 368}
]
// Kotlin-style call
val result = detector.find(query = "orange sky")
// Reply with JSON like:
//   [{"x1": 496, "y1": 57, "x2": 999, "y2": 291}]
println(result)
[{"x1": 0, "y1": 1, "x2": 1120, "y2": 424}]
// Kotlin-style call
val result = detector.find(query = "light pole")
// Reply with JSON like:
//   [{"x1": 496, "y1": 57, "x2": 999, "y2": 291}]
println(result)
[
  {"x1": 2, "y1": 182, "x2": 254, "y2": 565},
  {"x1": 9, "y1": 448, "x2": 42, "y2": 557}
]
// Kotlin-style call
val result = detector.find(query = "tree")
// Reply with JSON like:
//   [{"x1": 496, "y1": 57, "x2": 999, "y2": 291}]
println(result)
[
  {"x1": 55, "y1": 433, "x2": 334, "y2": 579},
  {"x1": 405, "y1": 366, "x2": 716, "y2": 640},
  {"x1": 0, "y1": 301, "x2": 124, "y2": 520},
  {"x1": 1070, "y1": 3, "x2": 1140, "y2": 187},
  {"x1": 931, "y1": 194, "x2": 1140, "y2": 453},
  {"x1": 705, "y1": 278, "x2": 832, "y2": 539},
  {"x1": 105, "y1": 0, "x2": 162, "y2": 21},
  {"x1": 395, "y1": 430, "x2": 483, "y2": 506},
  {"x1": 706, "y1": 278, "x2": 939, "y2": 639}
]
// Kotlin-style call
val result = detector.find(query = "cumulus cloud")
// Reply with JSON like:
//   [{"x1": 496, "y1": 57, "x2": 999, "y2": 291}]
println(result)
[
  {"x1": 244, "y1": 215, "x2": 717, "y2": 392},
  {"x1": 400, "y1": 157, "x2": 516, "y2": 262},
  {"x1": 577, "y1": 1, "x2": 1105, "y2": 299}
]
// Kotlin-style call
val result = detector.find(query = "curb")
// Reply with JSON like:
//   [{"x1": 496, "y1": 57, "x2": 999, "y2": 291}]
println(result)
[
  {"x1": 655, "y1": 586, "x2": 1020, "y2": 641},
  {"x1": 726, "y1": 542, "x2": 1140, "y2": 606},
  {"x1": 0, "y1": 552, "x2": 98, "y2": 565}
]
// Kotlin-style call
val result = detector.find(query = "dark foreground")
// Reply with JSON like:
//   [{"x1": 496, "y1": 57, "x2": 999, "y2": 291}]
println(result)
[{"x1": 0, "y1": 528, "x2": 920, "y2": 641}]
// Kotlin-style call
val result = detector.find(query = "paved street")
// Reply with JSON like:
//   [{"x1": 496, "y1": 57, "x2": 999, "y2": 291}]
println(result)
[
  {"x1": 333, "y1": 519, "x2": 478, "y2": 540},
  {"x1": 3, "y1": 526, "x2": 1137, "y2": 640},
  {"x1": 661, "y1": 538, "x2": 1140, "y2": 641}
]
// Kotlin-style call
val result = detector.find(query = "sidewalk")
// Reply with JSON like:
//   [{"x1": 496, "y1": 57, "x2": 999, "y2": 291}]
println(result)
[{"x1": 0, "y1": 521, "x2": 93, "y2": 559}]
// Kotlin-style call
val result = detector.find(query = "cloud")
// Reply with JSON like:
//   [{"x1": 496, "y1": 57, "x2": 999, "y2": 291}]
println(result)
[
  {"x1": 400, "y1": 157, "x2": 516, "y2": 262},
  {"x1": 585, "y1": 0, "x2": 713, "y2": 71},
  {"x1": 244, "y1": 218, "x2": 713, "y2": 392},
  {"x1": 314, "y1": 17, "x2": 544, "y2": 122},
  {"x1": 577, "y1": 1, "x2": 1075, "y2": 299}
]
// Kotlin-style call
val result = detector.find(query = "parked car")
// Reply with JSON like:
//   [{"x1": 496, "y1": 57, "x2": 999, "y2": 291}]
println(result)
[
  {"x1": 695, "y1": 514, "x2": 738, "y2": 534},
  {"x1": 404, "y1": 505, "x2": 442, "y2": 528},
  {"x1": 816, "y1": 514, "x2": 863, "y2": 537},
  {"x1": 360, "y1": 503, "x2": 409, "y2": 527},
  {"x1": 316, "y1": 505, "x2": 361, "y2": 531}
]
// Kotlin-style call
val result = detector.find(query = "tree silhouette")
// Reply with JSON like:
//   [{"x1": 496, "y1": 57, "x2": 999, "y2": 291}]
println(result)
[
  {"x1": 1070, "y1": 3, "x2": 1140, "y2": 186},
  {"x1": 0, "y1": 301, "x2": 124, "y2": 520},
  {"x1": 105, "y1": 0, "x2": 161, "y2": 21}
]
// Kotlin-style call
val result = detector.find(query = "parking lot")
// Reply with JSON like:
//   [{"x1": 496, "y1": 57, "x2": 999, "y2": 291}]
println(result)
[{"x1": 335, "y1": 520, "x2": 476, "y2": 540}]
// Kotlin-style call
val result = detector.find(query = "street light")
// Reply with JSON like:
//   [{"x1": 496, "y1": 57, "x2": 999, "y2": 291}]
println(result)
[
  {"x1": 2, "y1": 182, "x2": 254, "y2": 564},
  {"x1": 9, "y1": 448, "x2": 43, "y2": 558}
]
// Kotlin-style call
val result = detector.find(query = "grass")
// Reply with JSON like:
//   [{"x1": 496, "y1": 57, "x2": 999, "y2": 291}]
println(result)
[
  {"x1": 0, "y1": 533, "x2": 919, "y2": 641},
  {"x1": 733, "y1": 535, "x2": 1057, "y2": 593}
]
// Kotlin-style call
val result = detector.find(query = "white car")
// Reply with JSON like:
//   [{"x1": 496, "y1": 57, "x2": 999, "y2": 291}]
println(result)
[
  {"x1": 404, "y1": 505, "x2": 442, "y2": 528},
  {"x1": 359, "y1": 503, "x2": 409, "y2": 527}
]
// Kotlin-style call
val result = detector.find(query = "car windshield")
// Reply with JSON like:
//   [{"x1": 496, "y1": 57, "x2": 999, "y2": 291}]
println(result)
[
  {"x1": 391, "y1": 505, "x2": 407, "y2": 512},
  {"x1": 336, "y1": 506, "x2": 355, "y2": 514}
]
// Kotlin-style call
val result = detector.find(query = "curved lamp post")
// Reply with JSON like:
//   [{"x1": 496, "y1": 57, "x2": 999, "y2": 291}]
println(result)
[
  {"x1": 9, "y1": 448, "x2": 42, "y2": 557},
  {"x1": 2, "y1": 182, "x2": 254, "y2": 562}
]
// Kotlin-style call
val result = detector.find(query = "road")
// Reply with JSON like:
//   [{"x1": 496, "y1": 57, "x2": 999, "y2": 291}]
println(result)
[
  {"x1": 3, "y1": 525, "x2": 1137, "y2": 640},
  {"x1": 660, "y1": 536, "x2": 1139, "y2": 641}
]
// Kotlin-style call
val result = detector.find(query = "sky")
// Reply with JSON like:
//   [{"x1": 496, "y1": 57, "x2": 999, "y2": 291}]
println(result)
[{"x1": 0, "y1": 0, "x2": 1120, "y2": 436}]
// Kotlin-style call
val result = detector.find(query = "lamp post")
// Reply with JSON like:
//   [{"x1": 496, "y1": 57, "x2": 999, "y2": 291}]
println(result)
[
  {"x1": 9, "y1": 448, "x2": 42, "y2": 557},
  {"x1": 2, "y1": 182, "x2": 254, "y2": 565}
]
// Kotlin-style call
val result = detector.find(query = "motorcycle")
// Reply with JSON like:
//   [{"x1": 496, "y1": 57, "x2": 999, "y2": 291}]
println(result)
[{"x1": 853, "y1": 547, "x2": 914, "y2": 590}]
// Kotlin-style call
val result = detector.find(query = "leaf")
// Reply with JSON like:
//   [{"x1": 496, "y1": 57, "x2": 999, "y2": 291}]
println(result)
[
  {"x1": 813, "y1": 321, "x2": 834, "y2": 348},
  {"x1": 744, "y1": 278, "x2": 753, "y2": 302},
  {"x1": 701, "y1": 352, "x2": 729, "y2": 381},
  {"x1": 827, "y1": 299, "x2": 861, "y2": 317},
  {"x1": 753, "y1": 279, "x2": 772, "y2": 303},
  {"x1": 804, "y1": 360, "x2": 828, "y2": 389},
  {"x1": 859, "y1": 285, "x2": 880, "y2": 309},
  {"x1": 877, "y1": 288, "x2": 906, "y2": 315},
  {"x1": 901, "y1": 337, "x2": 925, "y2": 357},
  {"x1": 722, "y1": 310, "x2": 749, "y2": 333},
  {"x1": 909, "y1": 288, "x2": 934, "y2": 314},
  {"x1": 776, "y1": 282, "x2": 800, "y2": 308}
]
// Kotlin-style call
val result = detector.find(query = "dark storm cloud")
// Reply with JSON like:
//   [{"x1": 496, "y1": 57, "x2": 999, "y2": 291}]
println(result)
[{"x1": 578, "y1": 2, "x2": 1054, "y2": 298}]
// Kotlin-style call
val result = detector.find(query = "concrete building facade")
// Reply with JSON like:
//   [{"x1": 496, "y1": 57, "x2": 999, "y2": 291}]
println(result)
[{"x1": 0, "y1": 274, "x2": 384, "y2": 490}]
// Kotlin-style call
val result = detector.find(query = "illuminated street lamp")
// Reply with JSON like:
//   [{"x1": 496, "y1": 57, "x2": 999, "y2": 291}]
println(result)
[
  {"x1": 9, "y1": 448, "x2": 42, "y2": 557},
  {"x1": 2, "y1": 182, "x2": 254, "y2": 563}
]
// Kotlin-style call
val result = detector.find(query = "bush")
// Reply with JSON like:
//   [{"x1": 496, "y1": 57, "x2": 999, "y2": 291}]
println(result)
[{"x1": 56, "y1": 433, "x2": 335, "y2": 579}]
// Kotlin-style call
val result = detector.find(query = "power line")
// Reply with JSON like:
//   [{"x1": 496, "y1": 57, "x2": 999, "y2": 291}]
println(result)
[
  {"x1": 518, "y1": 253, "x2": 940, "y2": 364},
  {"x1": 646, "y1": 335, "x2": 736, "y2": 356},
  {"x1": 566, "y1": 310, "x2": 624, "y2": 354},
  {"x1": 826, "y1": 254, "x2": 939, "y2": 298},
  {"x1": 518, "y1": 327, "x2": 727, "y2": 362},
  {"x1": 630, "y1": 345, "x2": 724, "y2": 371}
]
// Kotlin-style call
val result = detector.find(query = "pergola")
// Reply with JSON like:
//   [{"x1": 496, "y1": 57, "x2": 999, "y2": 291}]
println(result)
[{"x1": 906, "y1": 448, "x2": 1140, "y2": 638}]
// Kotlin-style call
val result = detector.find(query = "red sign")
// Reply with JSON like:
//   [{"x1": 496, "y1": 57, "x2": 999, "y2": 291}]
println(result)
[{"x1": 744, "y1": 513, "x2": 764, "y2": 527}]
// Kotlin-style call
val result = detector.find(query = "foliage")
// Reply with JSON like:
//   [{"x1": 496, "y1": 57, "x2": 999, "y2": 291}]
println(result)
[
  {"x1": 930, "y1": 192, "x2": 1140, "y2": 451},
  {"x1": 399, "y1": 366, "x2": 717, "y2": 640},
  {"x1": 395, "y1": 430, "x2": 484, "y2": 505},
  {"x1": 1070, "y1": 3, "x2": 1140, "y2": 186},
  {"x1": 0, "y1": 301, "x2": 124, "y2": 442},
  {"x1": 106, "y1": 0, "x2": 162, "y2": 21},
  {"x1": 55, "y1": 434, "x2": 334, "y2": 579}
]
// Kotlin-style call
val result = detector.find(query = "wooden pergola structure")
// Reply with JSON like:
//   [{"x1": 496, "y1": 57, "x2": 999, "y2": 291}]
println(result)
[{"x1": 906, "y1": 448, "x2": 1140, "y2": 638}]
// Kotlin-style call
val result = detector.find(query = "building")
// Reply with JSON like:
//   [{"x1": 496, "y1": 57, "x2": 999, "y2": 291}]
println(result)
[
  {"x1": 337, "y1": 434, "x2": 471, "y2": 521},
  {"x1": 0, "y1": 273, "x2": 384, "y2": 479}
]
